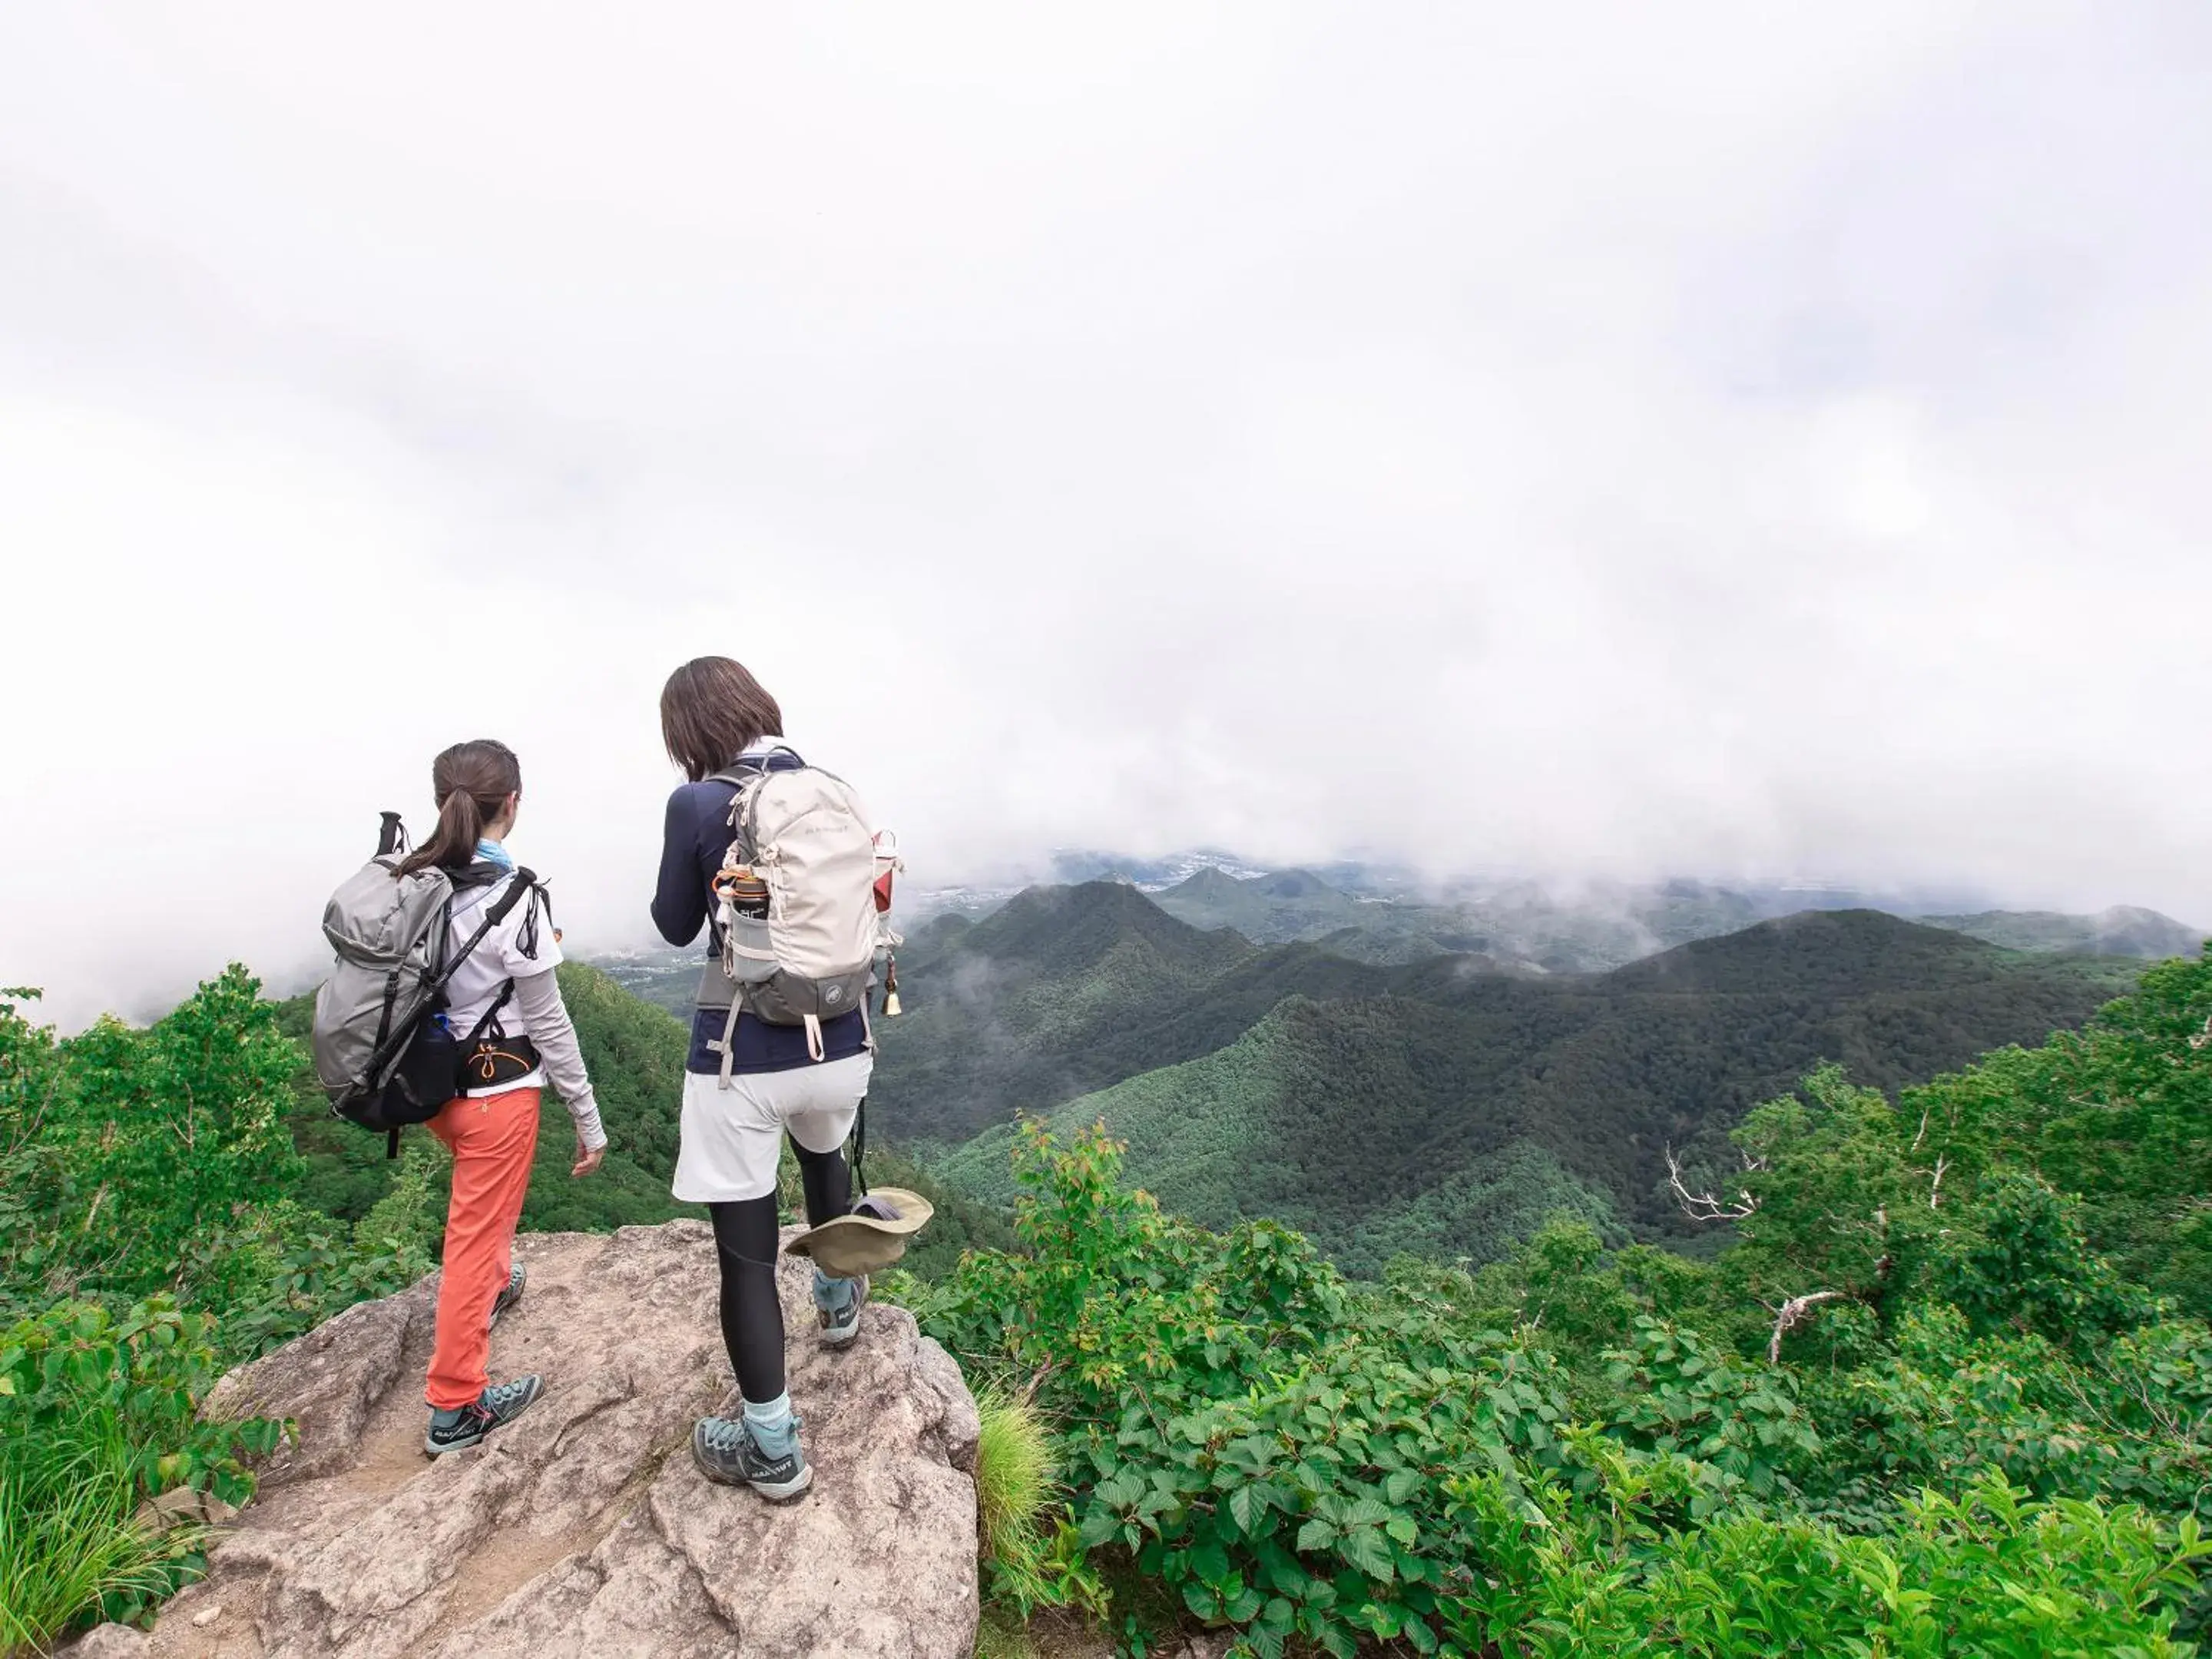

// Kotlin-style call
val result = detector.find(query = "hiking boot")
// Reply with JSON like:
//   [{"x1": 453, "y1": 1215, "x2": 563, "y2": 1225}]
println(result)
[
  {"x1": 691, "y1": 1413, "x2": 812, "y2": 1501},
  {"x1": 426, "y1": 1375, "x2": 544, "y2": 1456},
  {"x1": 488, "y1": 1261, "x2": 526, "y2": 1330},
  {"x1": 815, "y1": 1270, "x2": 867, "y2": 1348}
]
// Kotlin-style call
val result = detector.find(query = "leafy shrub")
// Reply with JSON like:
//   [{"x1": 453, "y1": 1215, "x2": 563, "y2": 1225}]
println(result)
[
  {"x1": 0, "y1": 1300, "x2": 283, "y2": 1649},
  {"x1": 0, "y1": 1407, "x2": 195, "y2": 1655},
  {"x1": 1932, "y1": 1171, "x2": 2155, "y2": 1342},
  {"x1": 1446, "y1": 1464, "x2": 2207, "y2": 1658},
  {"x1": 908, "y1": 1121, "x2": 2212, "y2": 1657},
  {"x1": 213, "y1": 1139, "x2": 444, "y2": 1365},
  {"x1": 0, "y1": 1300, "x2": 279, "y2": 1505},
  {"x1": 1077, "y1": 1333, "x2": 1571, "y2": 1656},
  {"x1": 1602, "y1": 1318, "x2": 1823, "y2": 1512}
]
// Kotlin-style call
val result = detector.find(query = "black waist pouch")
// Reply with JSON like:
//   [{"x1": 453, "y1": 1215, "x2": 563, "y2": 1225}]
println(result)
[{"x1": 459, "y1": 1032, "x2": 542, "y2": 1092}]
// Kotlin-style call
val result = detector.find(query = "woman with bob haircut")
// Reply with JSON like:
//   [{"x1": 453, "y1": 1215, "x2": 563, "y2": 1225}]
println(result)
[{"x1": 650, "y1": 656, "x2": 872, "y2": 1500}]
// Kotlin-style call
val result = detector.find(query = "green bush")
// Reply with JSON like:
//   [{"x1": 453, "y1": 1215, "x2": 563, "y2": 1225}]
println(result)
[
  {"x1": 1447, "y1": 1462, "x2": 2207, "y2": 1658},
  {"x1": 0, "y1": 1408, "x2": 194, "y2": 1657},
  {"x1": 0, "y1": 1300, "x2": 283, "y2": 1650},
  {"x1": 908, "y1": 1121, "x2": 2212, "y2": 1657}
]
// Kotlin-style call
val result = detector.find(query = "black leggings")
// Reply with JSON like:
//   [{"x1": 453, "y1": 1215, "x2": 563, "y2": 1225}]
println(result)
[{"x1": 706, "y1": 1138, "x2": 852, "y2": 1402}]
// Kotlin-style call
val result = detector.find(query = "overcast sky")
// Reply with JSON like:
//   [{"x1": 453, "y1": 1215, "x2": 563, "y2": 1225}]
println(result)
[{"x1": 3, "y1": 3, "x2": 2208, "y2": 1027}]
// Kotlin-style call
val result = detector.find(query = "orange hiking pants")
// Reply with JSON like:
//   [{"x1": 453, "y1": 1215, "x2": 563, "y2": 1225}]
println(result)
[{"x1": 425, "y1": 1086, "x2": 541, "y2": 1411}]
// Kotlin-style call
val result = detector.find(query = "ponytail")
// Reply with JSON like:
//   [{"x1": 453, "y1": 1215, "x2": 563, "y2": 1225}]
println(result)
[{"x1": 396, "y1": 739, "x2": 522, "y2": 876}]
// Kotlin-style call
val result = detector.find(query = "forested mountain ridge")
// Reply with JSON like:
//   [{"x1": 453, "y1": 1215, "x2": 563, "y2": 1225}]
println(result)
[
  {"x1": 876, "y1": 882, "x2": 1420, "y2": 1144},
  {"x1": 1918, "y1": 903, "x2": 2207, "y2": 959},
  {"x1": 924, "y1": 907, "x2": 2134, "y2": 1272},
  {"x1": 1604, "y1": 906, "x2": 2058, "y2": 994},
  {"x1": 1143, "y1": 860, "x2": 2204, "y2": 973}
]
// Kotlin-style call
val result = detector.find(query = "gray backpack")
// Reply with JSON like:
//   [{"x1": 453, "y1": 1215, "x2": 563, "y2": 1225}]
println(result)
[
  {"x1": 706, "y1": 753, "x2": 902, "y2": 1081},
  {"x1": 312, "y1": 813, "x2": 537, "y2": 1150}
]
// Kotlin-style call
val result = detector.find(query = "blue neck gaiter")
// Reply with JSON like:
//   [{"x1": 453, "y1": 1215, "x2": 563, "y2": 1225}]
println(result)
[{"x1": 475, "y1": 838, "x2": 515, "y2": 873}]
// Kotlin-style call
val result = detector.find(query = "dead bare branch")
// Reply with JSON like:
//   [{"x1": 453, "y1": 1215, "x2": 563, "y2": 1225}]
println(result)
[
  {"x1": 1928, "y1": 1154, "x2": 1950, "y2": 1210},
  {"x1": 1665, "y1": 1144, "x2": 1759, "y2": 1223},
  {"x1": 1767, "y1": 1290, "x2": 1846, "y2": 1364}
]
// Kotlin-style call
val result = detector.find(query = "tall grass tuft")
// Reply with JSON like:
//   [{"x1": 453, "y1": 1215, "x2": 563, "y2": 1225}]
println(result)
[
  {"x1": 976, "y1": 1387, "x2": 1053, "y2": 1565},
  {"x1": 0, "y1": 1408, "x2": 196, "y2": 1657},
  {"x1": 971, "y1": 1611, "x2": 1042, "y2": 1659},
  {"x1": 974, "y1": 1385, "x2": 1068, "y2": 1615}
]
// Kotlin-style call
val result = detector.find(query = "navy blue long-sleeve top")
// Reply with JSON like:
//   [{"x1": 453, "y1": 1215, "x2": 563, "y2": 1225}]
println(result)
[{"x1": 652, "y1": 749, "x2": 869, "y2": 1076}]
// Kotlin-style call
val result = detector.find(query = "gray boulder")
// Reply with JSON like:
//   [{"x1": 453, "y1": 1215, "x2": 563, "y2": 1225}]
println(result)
[{"x1": 81, "y1": 1221, "x2": 979, "y2": 1658}]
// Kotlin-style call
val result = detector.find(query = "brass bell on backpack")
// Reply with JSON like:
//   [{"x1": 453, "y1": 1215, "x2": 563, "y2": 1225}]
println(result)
[{"x1": 882, "y1": 956, "x2": 902, "y2": 1018}]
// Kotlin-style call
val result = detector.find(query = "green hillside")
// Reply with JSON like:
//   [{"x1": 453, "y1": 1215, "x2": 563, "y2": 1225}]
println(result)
[
  {"x1": 935, "y1": 998, "x2": 1622, "y2": 1273},
  {"x1": 928, "y1": 907, "x2": 2134, "y2": 1273},
  {"x1": 872, "y1": 882, "x2": 1336, "y2": 1144}
]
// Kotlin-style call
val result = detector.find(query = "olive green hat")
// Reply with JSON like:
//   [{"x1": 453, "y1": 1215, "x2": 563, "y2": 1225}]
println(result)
[{"x1": 784, "y1": 1187, "x2": 935, "y2": 1278}]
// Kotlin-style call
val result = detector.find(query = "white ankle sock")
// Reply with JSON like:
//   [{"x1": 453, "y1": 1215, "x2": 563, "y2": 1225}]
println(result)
[{"x1": 743, "y1": 1392, "x2": 793, "y2": 1433}]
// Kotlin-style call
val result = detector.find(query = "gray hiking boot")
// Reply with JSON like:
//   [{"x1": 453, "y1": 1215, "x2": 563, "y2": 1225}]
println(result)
[
  {"x1": 488, "y1": 1261, "x2": 526, "y2": 1330},
  {"x1": 426, "y1": 1375, "x2": 544, "y2": 1456},
  {"x1": 691, "y1": 1412, "x2": 812, "y2": 1501},
  {"x1": 815, "y1": 1270, "x2": 867, "y2": 1348}
]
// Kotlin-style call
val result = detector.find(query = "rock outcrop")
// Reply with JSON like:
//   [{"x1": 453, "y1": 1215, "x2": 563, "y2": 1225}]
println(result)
[{"x1": 78, "y1": 1222, "x2": 980, "y2": 1658}]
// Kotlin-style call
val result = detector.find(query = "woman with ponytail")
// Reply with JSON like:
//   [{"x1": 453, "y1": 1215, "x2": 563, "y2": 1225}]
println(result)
[{"x1": 402, "y1": 740, "x2": 608, "y2": 1456}]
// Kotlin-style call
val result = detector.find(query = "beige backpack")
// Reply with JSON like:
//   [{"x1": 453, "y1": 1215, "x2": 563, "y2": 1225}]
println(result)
[{"x1": 706, "y1": 752, "x2": 901, "y2": 1077}]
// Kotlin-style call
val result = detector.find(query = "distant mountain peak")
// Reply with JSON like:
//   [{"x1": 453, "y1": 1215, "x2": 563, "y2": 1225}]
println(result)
[
  {"x1": 955, "y1": 879, "x2": 1254, "y2": 972},
  {"x1": 1166, "y1": 866, "x2": 1248, "y2": 897},
  {"x1": 1253, "y1": 869, "x2": 1336, "y2": 899},
  {"x1": 1608, "y1": 908, "x2": 1997, "y2": 995}
]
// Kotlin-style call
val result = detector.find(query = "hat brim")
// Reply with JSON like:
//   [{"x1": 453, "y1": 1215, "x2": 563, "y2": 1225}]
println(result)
[{"x1": 784, "y1": 1188, "x2": 935, "y2": 1277}]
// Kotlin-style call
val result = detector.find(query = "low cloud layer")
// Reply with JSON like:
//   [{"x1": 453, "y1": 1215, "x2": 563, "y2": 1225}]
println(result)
[{"x1": 3, "y1": 3, "x2": 2208, "y2": 1028}]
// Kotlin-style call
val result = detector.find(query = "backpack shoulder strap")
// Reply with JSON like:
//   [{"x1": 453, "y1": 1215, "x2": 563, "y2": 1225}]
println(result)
[
  {"x1": 707, "y1": 746, "x2": 804, "y2": 790},
  {"x1": 433, "y1": 867, "x2": 540, "y2": 990},
  {"x1": 708, "y1": 763, "x2": 783, "y2": 863},
  {"x1": 460, "y1": 975, "x2": 520, "y2": 1044}
]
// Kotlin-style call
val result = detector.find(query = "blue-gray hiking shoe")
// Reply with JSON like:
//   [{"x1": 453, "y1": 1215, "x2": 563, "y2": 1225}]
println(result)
[
  {"x1": 816, "y1": 1271, "x2": 867, "y2": 1348},
  {"x1": 488, "y1": 1262, "x2": 526, "y2": 1330},
  {"x1": 426, "y1": 1375, "x2": 544, "y2": 1456},
  {"x1": 691, "y1": 1413, "x2": 811, "y2": 1501}
]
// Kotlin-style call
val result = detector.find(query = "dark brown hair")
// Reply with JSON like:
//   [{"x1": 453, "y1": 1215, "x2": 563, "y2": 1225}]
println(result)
[
  {"x1": 660, "y1": 657, "x2": 784, "y2": 782},
  {"x1": 397, "y1": 739, "x2": 522, "y2": 876}
]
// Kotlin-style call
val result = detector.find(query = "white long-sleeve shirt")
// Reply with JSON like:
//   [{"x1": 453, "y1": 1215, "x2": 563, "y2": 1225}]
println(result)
[{"x1": 445, "y1": 872, "x2": 606, "y2": 1151}]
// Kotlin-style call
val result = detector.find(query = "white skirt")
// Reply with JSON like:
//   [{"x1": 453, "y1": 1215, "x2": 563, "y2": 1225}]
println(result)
[{"x1": 671, "y1": 1051, "x2": 873, "y2": 1204}]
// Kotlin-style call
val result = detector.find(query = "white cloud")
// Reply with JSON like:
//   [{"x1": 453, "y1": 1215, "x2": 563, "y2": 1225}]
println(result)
[{"x1": 2, "y1": 2, "x2": 2207, "y2": 1026}]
